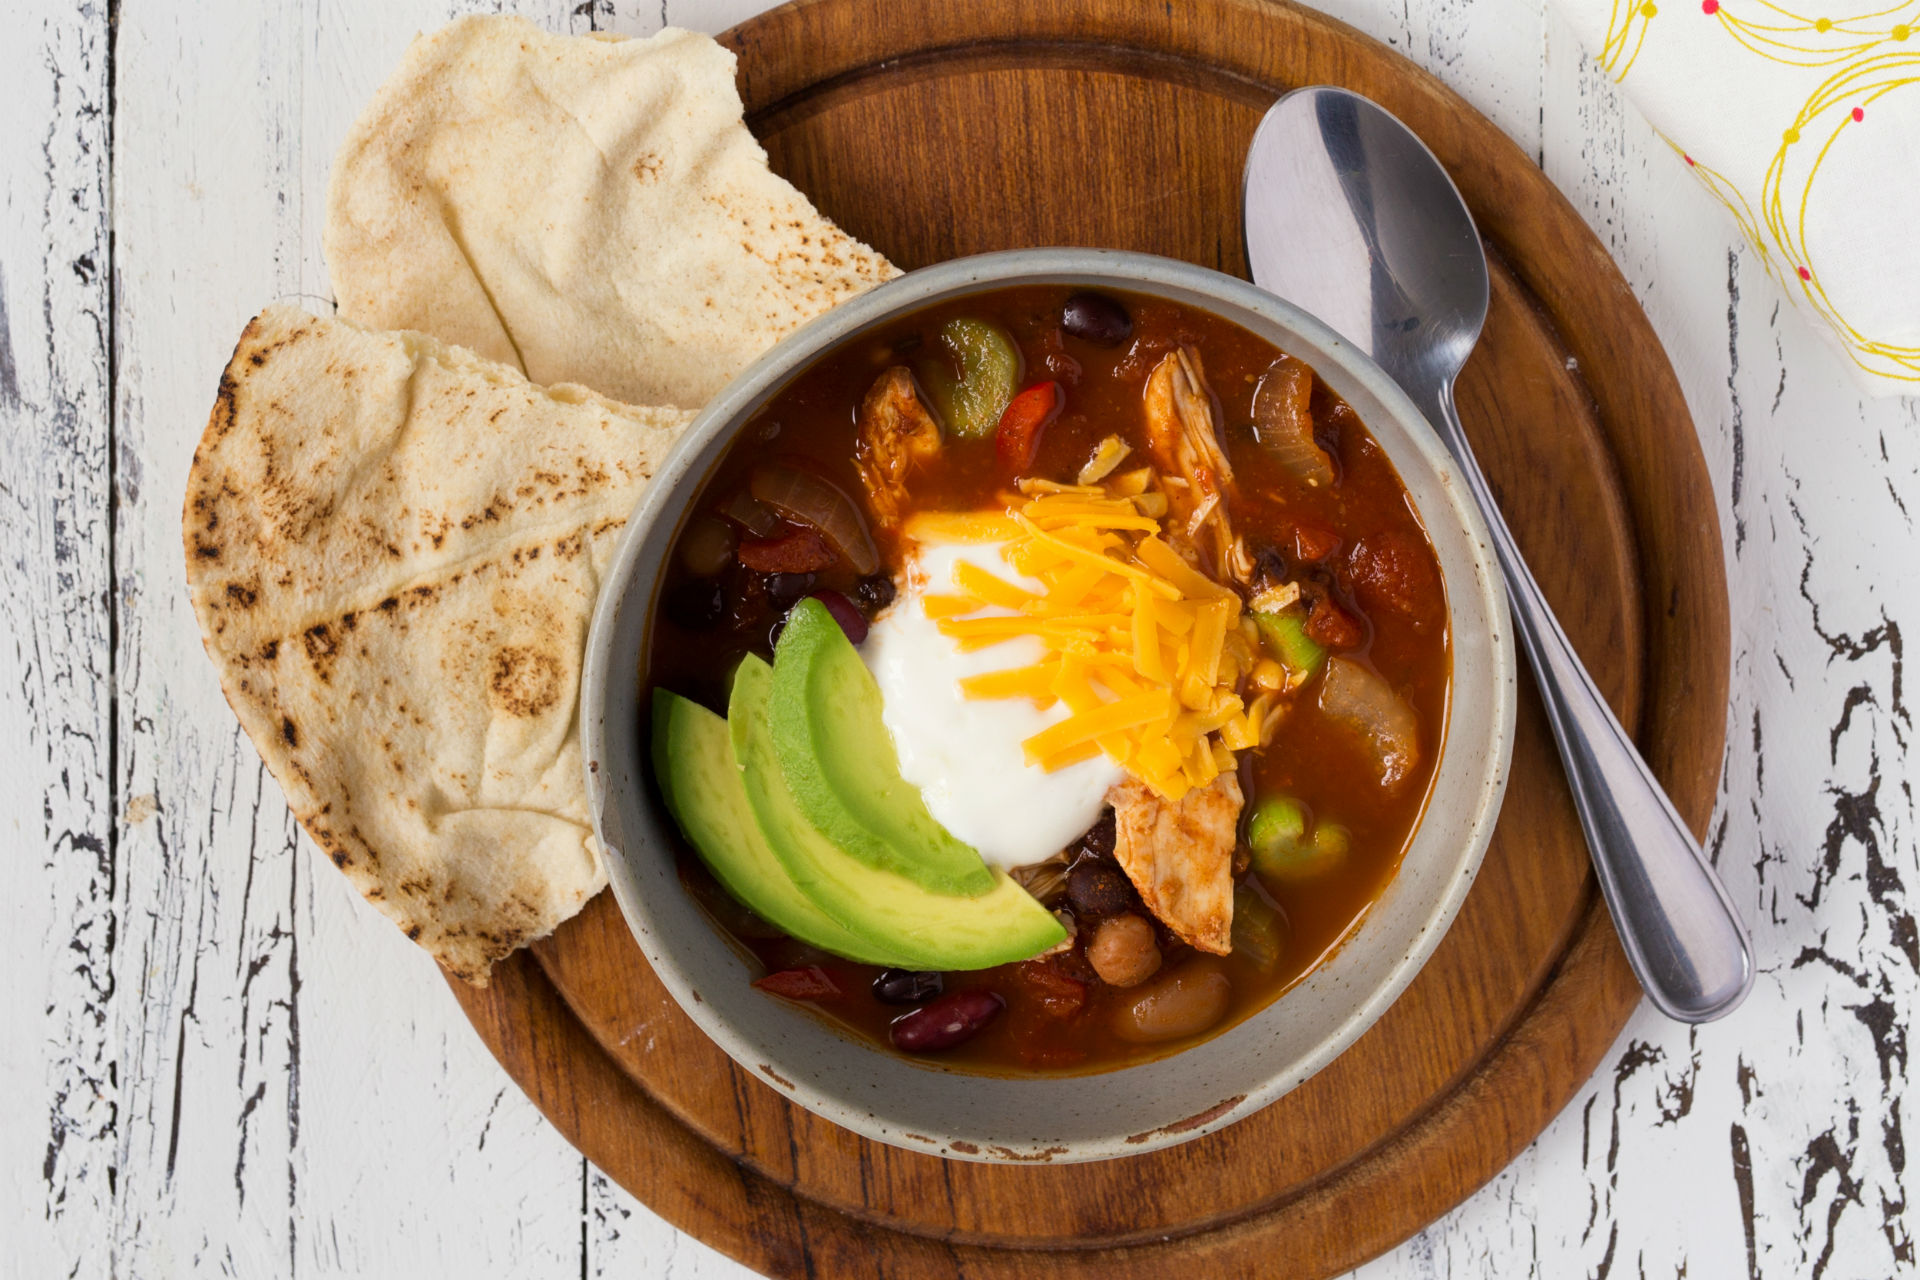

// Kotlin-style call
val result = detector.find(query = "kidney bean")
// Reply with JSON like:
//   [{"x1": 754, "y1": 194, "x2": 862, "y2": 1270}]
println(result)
[
  {"x1": 1061, "y1": 291, "x2": 1133, "y2": 347},
  {"x1": 1086, "y1": 914, "x2": 1162, "y2": 988},
  {"x1": 1112, "y1": 960, "x2": 1232, "y2": 1042},
  {"x1": 807, "y1": 589, "x2": 869, "y2": 645},
  {"x1": 889, "y1": 990, "x2": 1004, "y2": 1053},
  {"x1": 871, "y1": 969, "x2": 944, "y2": 1005},
  {"x1": 1067, "y1": 861, "x2": 1134, "y2": 918}
]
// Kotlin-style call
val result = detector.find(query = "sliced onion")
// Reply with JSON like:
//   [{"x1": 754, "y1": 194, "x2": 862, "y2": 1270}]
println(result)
[
  {"x1": 749, "y1": 464, "x2": 879, "y2": 575},
  {"x1": 1317, "y1": 656, "x2": 1419, "y2": 786},
  {"x1": 721, "y1": 489, "x2": 780, "y2": 537},
  {"x1": 1252, "y1": 356, "x2": 1334, "y2": 486}
]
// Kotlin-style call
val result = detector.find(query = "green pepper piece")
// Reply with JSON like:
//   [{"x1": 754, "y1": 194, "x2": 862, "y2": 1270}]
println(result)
[
  {"x1": 919, "y1": 317, "x2": 1020, "y2": 439},
  {"x1": 1247, "y1": 794, "x2": 1308, "y2": 879},
  {"x1": 1230, "y1": 883, "x2": 1287, "y2": 971},
  {"x1": 1253, "y1": 607, "x2": 1326, "y2": 680},
  {"x1": 1312, "y1": 822, "x2": 1352, "y2": 861},
  {"x1": 1255, "y1": 813, "x2": 1351, "y2": 885}
]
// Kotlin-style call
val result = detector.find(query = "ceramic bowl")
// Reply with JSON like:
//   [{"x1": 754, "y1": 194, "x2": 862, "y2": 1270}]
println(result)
[{"x1": 580, "y1": 248, "x2": 1515, "y2": 1163}]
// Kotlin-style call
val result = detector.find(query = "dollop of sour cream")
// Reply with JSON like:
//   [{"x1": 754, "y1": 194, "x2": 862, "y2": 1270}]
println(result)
[{"x1": 861, "y1": 537, "x2": 1123, "y2": 871}]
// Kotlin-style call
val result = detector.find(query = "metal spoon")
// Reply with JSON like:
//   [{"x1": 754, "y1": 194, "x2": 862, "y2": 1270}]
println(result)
[{"x1": 1243, "y1": 87, "x2": 1753, "y2": 1023}]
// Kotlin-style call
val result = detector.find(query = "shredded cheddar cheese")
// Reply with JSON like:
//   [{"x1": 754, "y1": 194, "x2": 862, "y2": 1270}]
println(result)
[{"x1": 930, "y1": 476, "x2": 1284, "y2": 801}]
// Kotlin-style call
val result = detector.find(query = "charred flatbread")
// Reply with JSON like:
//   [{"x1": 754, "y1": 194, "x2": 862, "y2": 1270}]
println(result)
[{"x1": 184, "y1": 305, "x2": 691, "y2": 982}]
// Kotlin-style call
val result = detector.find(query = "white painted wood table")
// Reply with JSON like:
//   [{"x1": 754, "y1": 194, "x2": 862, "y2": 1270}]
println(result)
[{"x1": 4, "y1": 0, "x2": 1913, "y2": 1275}]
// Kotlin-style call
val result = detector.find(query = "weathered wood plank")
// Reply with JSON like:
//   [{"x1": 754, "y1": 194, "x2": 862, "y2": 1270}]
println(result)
[
  {"x1": 106, "y1": 0, "x2": 619, "y2": 1275},
  {"x1": 0, "y1": 3, "x2": 117, "y2": 1278}
]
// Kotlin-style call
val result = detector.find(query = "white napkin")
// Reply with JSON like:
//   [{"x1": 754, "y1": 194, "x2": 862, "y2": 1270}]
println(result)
[{"x1": 1554, "y1": 0, "x2": 1920, "y2": 396}]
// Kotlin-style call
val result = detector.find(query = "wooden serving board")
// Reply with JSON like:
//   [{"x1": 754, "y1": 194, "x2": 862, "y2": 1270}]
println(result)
[{"x1": 444, "y1": 0, "x2": 1730, "y2": 1273}]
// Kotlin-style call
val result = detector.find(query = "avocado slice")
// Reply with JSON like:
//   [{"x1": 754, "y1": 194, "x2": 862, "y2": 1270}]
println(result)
[
  {"x1": 768, "y1": 598, "x2": 995, "y2": 896},
  {"x1": 731, "y1": 656, "x2": 1064, "y2": 970},
  {"x1": 650, "y1": 689, "x2": 917, "y2": 967}
]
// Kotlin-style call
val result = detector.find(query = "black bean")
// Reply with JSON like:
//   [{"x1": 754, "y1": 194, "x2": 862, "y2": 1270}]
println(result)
[
  {"x1": 853, "y1": 573, "x2": 897, "y2": 612},
  {"x1": 1068, "y1": 861, "x2": 1135, "y2": 918},
  {"x1": 1061, "y1": 291, "x2": 1133, "y2": 347},
  {"x1": 764, "y1": 571, "x2": 815, "y2": 609},
  {"x1": 663, "y1": 579, "x2": 726, "y2": 630},
  {"x1": 871, "y1": 969, "x2": 944, "y2": 1005},
  {"x1": 1252, "y1": 545, "x2": 1290, "y2": 592},
  {"x1": 1071, "y1": 810, "x2": 1117, "y2": 860},
  {"x1": 889, "y1": 990, "x2": 1004, "y2": 1053}
]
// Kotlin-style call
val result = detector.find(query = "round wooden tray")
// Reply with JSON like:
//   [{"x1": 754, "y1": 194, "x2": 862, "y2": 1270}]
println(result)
[{"x1": 444, "y1": 0, "x2": 1730, "y2": 1273}]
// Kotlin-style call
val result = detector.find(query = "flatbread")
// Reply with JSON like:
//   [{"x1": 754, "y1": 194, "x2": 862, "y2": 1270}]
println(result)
[
  {"x1": 184, "y1": 305, "x2": 691, "y2": 982},
  {"x1": 324, "y1": 17, "x2": 898, "y2": 409}
]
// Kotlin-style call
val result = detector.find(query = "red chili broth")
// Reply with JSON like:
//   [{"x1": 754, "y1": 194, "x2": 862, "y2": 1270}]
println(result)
[{"x1": 645, "y1": 285, "x2": 1451, "y2": 1076}]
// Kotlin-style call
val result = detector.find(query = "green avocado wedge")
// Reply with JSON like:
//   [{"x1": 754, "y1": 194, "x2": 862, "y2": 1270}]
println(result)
[
  {"x1": 730, "y1": 656, "x2": 1065, "y2": 970},
  {"x1": 768, "y1": 598, "x2": 996, "y2": 896},
  {"x1": 650, "y1": 689, "x2": 916, "y2": 968}
]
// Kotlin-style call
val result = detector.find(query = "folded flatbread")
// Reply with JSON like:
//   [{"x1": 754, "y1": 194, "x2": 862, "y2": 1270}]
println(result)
[
  {"x1": 185, "y1": 305, "x2": 691, "y2": 982},
  {"x1": 325, "y1": 17, "x2": 897, "y2": 409}
]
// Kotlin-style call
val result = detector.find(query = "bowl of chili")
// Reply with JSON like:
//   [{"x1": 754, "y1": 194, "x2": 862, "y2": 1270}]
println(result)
[{"x1": 581, "y1": 248, "x2": 1515, "y2": 1162}]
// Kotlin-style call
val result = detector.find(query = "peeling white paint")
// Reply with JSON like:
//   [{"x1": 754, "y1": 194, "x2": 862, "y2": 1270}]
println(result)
[{"x1": 2, "y1": 0, "x2": 1909, "y2": 1277}]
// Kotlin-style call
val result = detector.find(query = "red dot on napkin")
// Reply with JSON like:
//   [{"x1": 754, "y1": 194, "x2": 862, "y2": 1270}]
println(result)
[
  {"x1": 1701, "y1": 0, "x2": 1717, "y2": 12},
  {"x1": 1852, "y1": 107, "x2": 1866, "y2": 122},
  {"x1": 1797, "y1": 267, "x2": 1812, "y2": 281}
]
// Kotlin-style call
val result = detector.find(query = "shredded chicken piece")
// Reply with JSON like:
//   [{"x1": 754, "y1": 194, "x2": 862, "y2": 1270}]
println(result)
[
  {"x1": 854, "y1": 366, "x2": 943, "y2": 534},
  {"x1": 1106, "y1": 771, "x2": 1244, "y2": 955},
  {"x1": 1141, "y1": 347, "x2": 1254, "y2": 584}
]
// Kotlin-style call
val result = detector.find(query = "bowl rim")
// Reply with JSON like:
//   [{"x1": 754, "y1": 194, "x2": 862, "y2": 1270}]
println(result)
[{"x1": 581, "y1": 247, "x2": 1516, "y2": 1163}]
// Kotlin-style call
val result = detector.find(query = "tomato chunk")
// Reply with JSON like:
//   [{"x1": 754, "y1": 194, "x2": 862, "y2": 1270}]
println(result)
[
  {"x1": 752, "y1": 966, "x2": 842, "y2": 1000},
  {"x1": 994, "y1": 381, "x2": 1063, "y2": 474},
  {"x1": 1293, "y1": 524, "x2": 1341, "y2": 563},
  {"x1": 737, "y1": 527, "x2": 835, "y2": 573},
  {"x1": 1017, "y1": 957, "x2": 1088, "y2": 1019},
  {"x1": 1304, "y1": 597, "x2": 1365, "y2": 649},
  {"x1": 1348, "y1": 531, "x2": 1442, "y2": 621}
]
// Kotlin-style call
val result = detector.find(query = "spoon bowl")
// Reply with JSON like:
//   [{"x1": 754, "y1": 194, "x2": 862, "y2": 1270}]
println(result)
[{"x1": 1246, "y1": 88, "x2": 1487, "y2": 397}]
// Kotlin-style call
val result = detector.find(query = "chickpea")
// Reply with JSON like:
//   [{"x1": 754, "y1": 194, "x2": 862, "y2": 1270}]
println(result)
[
  {"x1": 1113, "y1": 960, "x2": 1233, "y2": 1043},
  {"x1": 1086, "y1": 914, "x2": 1162, "y2": 988}
]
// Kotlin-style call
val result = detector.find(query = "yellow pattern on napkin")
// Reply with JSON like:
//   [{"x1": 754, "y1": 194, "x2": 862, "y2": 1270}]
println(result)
[{"x1": 1565, "y1": 0, "x2": 1920, "y2": 394}]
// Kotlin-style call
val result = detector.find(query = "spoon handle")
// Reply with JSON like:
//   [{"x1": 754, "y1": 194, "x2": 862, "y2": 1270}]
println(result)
[{"x1": 1422, "y1": 380, "x2": 1753, "y2": 1022}]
